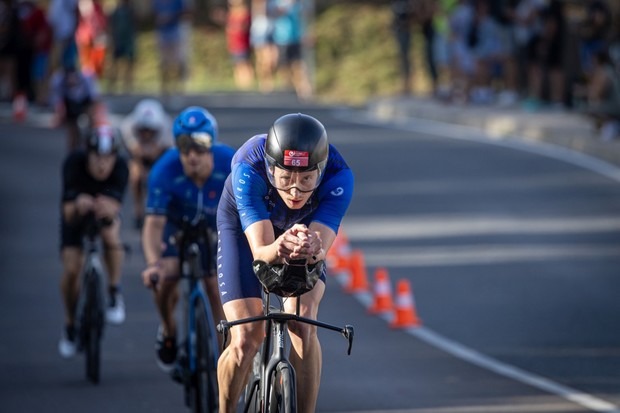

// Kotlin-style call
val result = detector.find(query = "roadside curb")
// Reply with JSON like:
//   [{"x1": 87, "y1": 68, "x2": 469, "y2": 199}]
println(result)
[{"x1": 367, "y1": 97, "x2": 620, "y2": 167}]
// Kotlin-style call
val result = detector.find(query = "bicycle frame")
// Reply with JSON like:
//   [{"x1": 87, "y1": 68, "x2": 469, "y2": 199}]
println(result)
[
  {"x1": 181, "y1": 243, "x2": 219, "y2": 374},
  {"x1": 218, "y1": 292, "x2": 354, "y2": 412},
  {"x1": 171, "y1": 218, "x2": 220, "y2": 413}
]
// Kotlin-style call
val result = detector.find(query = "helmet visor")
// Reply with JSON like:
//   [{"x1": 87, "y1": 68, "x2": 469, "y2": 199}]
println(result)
[{"x1": 176, "y1": 132, "x2": 213, "y2": 154}]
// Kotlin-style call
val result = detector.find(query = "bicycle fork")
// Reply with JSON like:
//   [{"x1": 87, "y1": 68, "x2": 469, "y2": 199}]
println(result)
[{"x1": 261, "y1": 320, "x2": 296, "y2": 411}]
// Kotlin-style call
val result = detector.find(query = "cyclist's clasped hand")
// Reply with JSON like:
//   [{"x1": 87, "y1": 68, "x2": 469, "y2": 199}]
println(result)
[
  {"x1": 277, "y1": 224, "x2": 323, "y2": 262},
  {"x1": 93, "y1": 195, "x2": 119, "y2": 220}
]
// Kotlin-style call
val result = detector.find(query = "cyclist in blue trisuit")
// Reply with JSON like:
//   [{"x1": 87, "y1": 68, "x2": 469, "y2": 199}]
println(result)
[
  {"x1": 216, "y1": 113, "x2": 354, "y2": 412},
  {"x1": 58, "y1": 125, "x2": 129, "y2": 358},
  {"x1": 140, "y1": 106, "x2": 235, "y2": 373}
]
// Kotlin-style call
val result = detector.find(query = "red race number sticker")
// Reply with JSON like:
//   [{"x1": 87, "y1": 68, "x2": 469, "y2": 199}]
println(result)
[{"x1": 283, "y1": 150, "x2": 309, "y2": 167}]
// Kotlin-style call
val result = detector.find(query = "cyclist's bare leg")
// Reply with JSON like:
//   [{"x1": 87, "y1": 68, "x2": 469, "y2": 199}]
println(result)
[
  {"x1": 100, "y1": 219, "x2": 125, "y2": 288},
  {"x1": 66, "y1": 120, "x2": 81, "y2": 152},
  {"x1": 60, "y1": 247, "x2": 85, "y2": 326},
  {"x1": 154, "y1": 258, "x2": 180, "y2": 336},
  {"x1": 129, "y1": 159, "x2": 145, "y2": 220},
  {"x1": 202, "y1": 275, "x2": 226, "y2": 348},
  {"x1": 218, "y1": 297, "x2": 264, "y2": 413},
  {"x1": 284, "y1": 281, "x2": 325, "y2": 413}
]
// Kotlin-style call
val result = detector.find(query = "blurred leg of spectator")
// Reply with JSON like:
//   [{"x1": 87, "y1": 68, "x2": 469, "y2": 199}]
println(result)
[
  {"x1": 108, "y1": 0, "x2": 136, "y2": 94},
  {"x1": 250, "y1": 0, "x2": 277, "y2": 93},
  {"x1": 227, "y1": 0, "x2": 254, "y2": 90},
  {"x1": 391, "y1": 0, "x2": 414, "y2": 95},
  {"x1": 583, "y1": 49, "x2": 620, "y2": 140}
]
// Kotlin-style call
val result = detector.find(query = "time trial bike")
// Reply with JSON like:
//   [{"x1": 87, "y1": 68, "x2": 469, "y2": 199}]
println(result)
[
  {"x1": 218, "y1": 261, "x2": 354, "y2": 412},
  {"x1": 74, "y1": 213, "x2": 108, "y2": 384}
]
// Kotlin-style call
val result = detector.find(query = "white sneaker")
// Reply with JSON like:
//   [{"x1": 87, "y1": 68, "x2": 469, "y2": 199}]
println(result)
[
  {"x1": 58, "y1": 328, "x2": 77, "y2": 359},
  {"x1": 106, "y1": 293, "x2": 126, "y2": 325}
]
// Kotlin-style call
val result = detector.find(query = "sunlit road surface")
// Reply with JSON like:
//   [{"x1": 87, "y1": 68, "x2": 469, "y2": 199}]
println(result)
[{"x1": 0, "y1": 94, "x2": 619, "y2": 413}]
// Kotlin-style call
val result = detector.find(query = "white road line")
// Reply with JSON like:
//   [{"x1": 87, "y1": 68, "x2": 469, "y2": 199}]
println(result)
[
  {"x1": 334, "y1": 275, "x2": 620, "y2": 413},
  {"x1": 331, "y1": 110, "x2": 620, "y2": 412}
]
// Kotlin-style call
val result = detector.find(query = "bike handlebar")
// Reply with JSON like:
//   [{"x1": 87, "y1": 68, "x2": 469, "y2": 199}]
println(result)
[{"x1": 217, "y1": 313, "x2": 355, "y2": 356}]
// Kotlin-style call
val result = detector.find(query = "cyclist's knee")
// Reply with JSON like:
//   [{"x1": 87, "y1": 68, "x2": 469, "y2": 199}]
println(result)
[
  {"x1": 229, "y1": 326, "x2": 263, "y2": 361},
  {"x1": 100, "y1": 223, "x2": 121, "y2": 248}
]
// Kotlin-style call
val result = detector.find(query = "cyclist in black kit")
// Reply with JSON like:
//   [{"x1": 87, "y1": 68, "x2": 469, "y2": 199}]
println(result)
[{"x1": 58, "y1": 124, "x2": 129, "y2": 358}]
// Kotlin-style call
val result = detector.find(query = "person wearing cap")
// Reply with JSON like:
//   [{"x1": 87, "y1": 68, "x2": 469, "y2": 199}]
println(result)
[
  {"x1": 215, "y1": 113, "x2": 354, "y2": 412},
  {"x1": 120, "y1": 98, "x2": 173, "y2": 229},
  {"x1": 58, "y1": 124, "x2": 129, "y2": 359},
  {"x1": 140, "y1": 106, "x2": 235, "y2": 373}
]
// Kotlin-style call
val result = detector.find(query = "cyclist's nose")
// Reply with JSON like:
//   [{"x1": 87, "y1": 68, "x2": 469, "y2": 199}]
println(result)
[{"x1": 288, "y1": 187, "x2": 302, "y2": 197}]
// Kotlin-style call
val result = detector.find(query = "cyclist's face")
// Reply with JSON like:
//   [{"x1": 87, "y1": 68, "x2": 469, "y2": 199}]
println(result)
[
  {"x1": 273, "y1": 167, "x2": 318, "y2": 209},
  {"x1": 88, "y1": 152, "x2": 116, "y2": 181},
  {"x1": 180, "y1": 148, "x2": 213, "y2": 182},
  {"x1": 272, "y1": 167, "x2": 319, "y2": 192},
  {"x1": 136, "y1": 127, "x2": 158, "y2": 144}
]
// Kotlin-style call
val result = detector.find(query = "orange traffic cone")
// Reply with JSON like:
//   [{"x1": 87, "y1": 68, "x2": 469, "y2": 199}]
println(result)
[
  {"x1": 390, "y1": 279, "x2": 422, "y2": 328},
  {"x1": 368, "y1": 267, "x2": 393, "y2": 314},
  {"x1": 344, "y1": 249, "x2": 369, "y2": 293},
  {"x1": 327, "y1": 230, "x2": 351, "y2": 273},
  {"x1": 12, "y1": 93, "x2": 27, "y2": 122}
]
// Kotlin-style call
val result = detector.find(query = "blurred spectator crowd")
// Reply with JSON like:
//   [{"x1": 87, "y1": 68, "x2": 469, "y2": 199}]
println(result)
[
  {"x1": 392, "y1": 0, "x2": 620, "y2": 140},
  {"x1": 1, "y1": 0, "x2": 618, "y2": 140},
  {"x1": 0, "y1": 0, "x2": 314, "y2": 109}
]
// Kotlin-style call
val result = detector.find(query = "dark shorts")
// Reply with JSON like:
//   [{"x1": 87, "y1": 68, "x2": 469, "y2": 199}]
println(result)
[
  {"x1": 60, "y1": 216, "x2": 114, "y2": 249},
  {"x1": 161, "y1": 220, "x2": 215, "y2": 277},
  {"x1": 64, "y1": 97, "x2": 92, "y2": 121},
  {"x1": 216, "y1": 205, "x2": 326, "y2": 304},
  {"x1": 278, "y1": 43, "x2": 302, "y2": 66}
]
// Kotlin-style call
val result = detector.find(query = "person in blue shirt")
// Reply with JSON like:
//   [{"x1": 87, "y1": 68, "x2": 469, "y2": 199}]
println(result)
[
  {"x1": 216, "y1": 113, "x2": 354, "y2": 412},
  {"x1": 140, "y1": 106, "x2": 235, "y2": 372}
]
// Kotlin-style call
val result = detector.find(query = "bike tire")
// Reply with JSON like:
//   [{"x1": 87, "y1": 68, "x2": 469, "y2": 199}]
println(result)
[
  {"x1": 268, "y1": 362, "x2": 296, "y2": 413},
  {"x1": 191, "y1": 299, "x2": 219, "y2": 413},
  {"x1": 83, "y1": 271, "x2": 103, "y2": 384}
]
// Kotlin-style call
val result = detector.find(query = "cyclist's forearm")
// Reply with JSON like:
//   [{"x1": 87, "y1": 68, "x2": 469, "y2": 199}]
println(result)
[
  {"x1": 62, "y1": 202, "x2": 80, "y2": 224},
  {"x1": 142, "y1": 216, "x2": 165, "y2": 265}
]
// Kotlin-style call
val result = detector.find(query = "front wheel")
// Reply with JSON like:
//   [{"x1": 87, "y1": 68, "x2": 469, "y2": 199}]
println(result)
[
  {"x1": 83, "y1": 270, "x2": 104, "y2": 384},
  {"x1": 268, "y1": 362, "x2": 296, "y2": 413},
  {"x1": 191, "y1": 299, "x2": 219, "y2": 413}
]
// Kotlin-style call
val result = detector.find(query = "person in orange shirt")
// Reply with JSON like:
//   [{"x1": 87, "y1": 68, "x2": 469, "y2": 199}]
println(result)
[{"x1": 76, "y1": 0, "x2": 107, "y2": 77}]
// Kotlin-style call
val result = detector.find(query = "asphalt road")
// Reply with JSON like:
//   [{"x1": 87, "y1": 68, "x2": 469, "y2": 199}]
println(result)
[{"x1": 0, "y1": 93, "x2": 619, "y2": 413}]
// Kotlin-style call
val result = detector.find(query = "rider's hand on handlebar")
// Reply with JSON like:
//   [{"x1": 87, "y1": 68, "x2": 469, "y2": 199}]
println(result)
[{"x1": 142, "y1": 263, "x2": 163, "y2": 290}]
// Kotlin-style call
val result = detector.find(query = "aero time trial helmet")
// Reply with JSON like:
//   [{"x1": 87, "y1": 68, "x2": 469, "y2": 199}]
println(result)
[
  {"x1": 265, "y1": 113, "x2": 329, "y2": 192},
  {"x1": 132, "y1": 99, "x2": 165, "y2": 134},
  {"x1": 173, "y1": 106, "x2": 218, "y2": 154},
  {"x1": 86, "y1": 125, "x2": 120, "y2": 155}
]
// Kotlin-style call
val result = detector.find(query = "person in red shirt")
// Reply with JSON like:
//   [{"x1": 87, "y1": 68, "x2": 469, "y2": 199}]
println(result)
[{"x1": 226, "y1": 0, "x2": 254, "y2": 89}]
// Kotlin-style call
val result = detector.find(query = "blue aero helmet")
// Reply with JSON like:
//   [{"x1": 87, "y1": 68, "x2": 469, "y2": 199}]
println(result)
[{"x1": 173, "y1": 106, "x2": 218, "y2": 154}]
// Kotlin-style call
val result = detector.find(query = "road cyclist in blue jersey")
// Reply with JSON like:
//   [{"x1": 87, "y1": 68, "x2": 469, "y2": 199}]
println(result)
[
  {"x1": 140, "y1": 106, "x2": 235, "y2": 373},
  {"x1": 216, "y1": 113, "x2": 354, "y2": 412}
]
